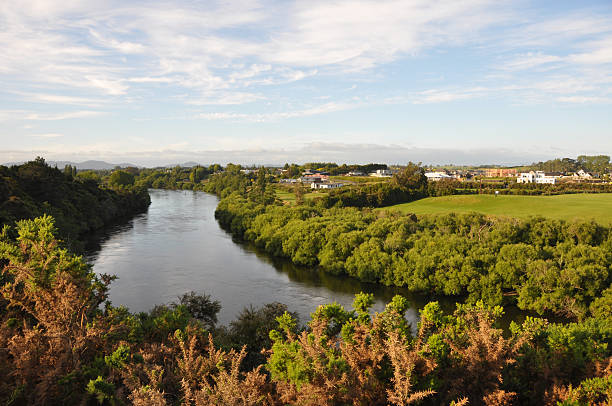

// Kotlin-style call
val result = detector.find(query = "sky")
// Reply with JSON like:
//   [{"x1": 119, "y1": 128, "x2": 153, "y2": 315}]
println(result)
[{"x1": 1, "y1": 0, "x2": 611, "y2": 166}]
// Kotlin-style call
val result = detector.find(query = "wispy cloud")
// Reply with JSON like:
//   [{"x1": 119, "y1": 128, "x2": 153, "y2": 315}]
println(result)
[
  {"x1": 25, "y1": 111, "x2": 107, "y2": 120},
  {"x1": 195, "y1": 101, "x2": 357, "y2": 122},
  {"x1": 26, "y1": 133, "x2": 64, "y2": 138},
  {"x1": 0, "y1": 109, "x2": 107, "y2": 121},
  {"x1": 412, "y1": 88, "x2": 486, "y2": 104}
]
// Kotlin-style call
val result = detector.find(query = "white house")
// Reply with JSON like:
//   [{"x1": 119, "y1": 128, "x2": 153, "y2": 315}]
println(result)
[
  {"x1": 575, "y1": 169, "x2": 593, "y2": 179},
  {"x1": 517, "y1": 171, "x2": 558, "y2": 185},
  {"x1": 370, "y1": 169, "x2": 394, "y2": 177},
  {"x1": 516, "y1": 172, "x2": 536, "y2": 183},
  {"x1": 311, "y1": 182, "x2": 344, "y2": 189},
  {"x1": 425, "y1": 172, "x2": 452, "y2": 181}
]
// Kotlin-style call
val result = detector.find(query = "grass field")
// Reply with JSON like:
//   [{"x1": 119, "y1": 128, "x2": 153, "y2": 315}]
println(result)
[
  {"x1": 381, "y1": 193, "x2": 612, "y2": 225},
  {"x1": 275, "y1": 187, "x2": 327, "y2": 204}
]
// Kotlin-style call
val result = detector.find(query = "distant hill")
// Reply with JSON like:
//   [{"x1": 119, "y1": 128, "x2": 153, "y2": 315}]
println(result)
[
  {"x1": 162, "y1": 161, "x2": 204, "y2": 168},
  {"x1": 3, "y1": 160, "x2": 139, "y2": 170}
]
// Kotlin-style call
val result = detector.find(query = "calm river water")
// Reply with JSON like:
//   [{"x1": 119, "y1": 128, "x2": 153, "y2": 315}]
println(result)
[{"x1": 85, "y1": 190, "x2": 443, "y2": 326}]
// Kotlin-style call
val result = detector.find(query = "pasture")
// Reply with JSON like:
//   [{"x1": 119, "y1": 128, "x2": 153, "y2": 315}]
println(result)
[{"x1": 382, "y1": 193, "x2": 612, "y2": 225}]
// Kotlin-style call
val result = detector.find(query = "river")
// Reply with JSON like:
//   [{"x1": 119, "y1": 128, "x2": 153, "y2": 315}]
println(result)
[{"x1": 85, "y1": 189, "x2": 452, "y2": 327}]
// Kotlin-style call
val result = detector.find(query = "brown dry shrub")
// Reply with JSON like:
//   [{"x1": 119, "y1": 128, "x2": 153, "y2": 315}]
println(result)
[
  {"x1": 543, "y1": 357, "x2": 612, "y2": 406},
  {"x1": 1, "y1": 219, "x2": 115, "y2": 404},
  {"x1": 270, "y1": 312, "x2": 435, "y2": 405},
  {"x1": 433, "y1": 306, "x2": 525, "y2": 406}
]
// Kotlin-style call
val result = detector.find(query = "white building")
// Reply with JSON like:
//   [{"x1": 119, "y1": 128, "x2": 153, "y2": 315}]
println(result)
[
  {"x1": 517, "y1": 171, "x2": 558, "y2": 185},
  {"x1": 425, "y1": 172, "x2": 452, "y2": 181},
  {"x1": 574, "y1": 169, "x2": 593, "y2": 179},
  {"x1": 370, "y1": 169, "x2": 394, "y2": 177},
  {"x1": 516, "y1": 172, "x2": 536, "y2": 183},
  {"x1": 311, "y1": 182, "x2": 344, "y2": 189}
]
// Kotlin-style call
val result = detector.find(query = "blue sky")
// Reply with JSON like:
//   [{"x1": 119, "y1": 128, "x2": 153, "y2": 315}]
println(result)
[{"x1": 1, "y1": 0, "x2": 611, "y2": 166}]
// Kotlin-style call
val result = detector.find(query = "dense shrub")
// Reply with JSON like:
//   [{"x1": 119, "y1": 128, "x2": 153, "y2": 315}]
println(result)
[
  {"x1": 0, "y1": 158, "x2": 150, "y2": 247},
  {"x1": 215, "y1": 194, "x2": 612, "y2": 320}
]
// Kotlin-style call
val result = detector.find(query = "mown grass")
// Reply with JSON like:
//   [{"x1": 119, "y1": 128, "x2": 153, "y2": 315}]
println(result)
[{"x1": 380, "y1": 193, "x2": 612, "y2": 225}]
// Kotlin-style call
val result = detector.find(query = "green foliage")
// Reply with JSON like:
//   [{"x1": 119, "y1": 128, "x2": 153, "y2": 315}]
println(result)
[
  {"x1": 215, "y1": 193, "x2": 612, "y2": 319},
  {"x1": 135, "y1": 164, "x2": 217, "y2": 190},
  {"x1": 0, "y1": 159, "x2": 150, "y2": 248},
  {"x1": 557, "y1": 374, "x2": 612, "y2": 405},
  {"x1": 104, "y1": 345, "x2": 131, "y2": 369},
  {"x1": 353, "y1": 292, "x2": 375, "y2": 315},
  {"x1": 86, "y1": 376, "x2": 115, "y2": 404},
  {"x1": 391, "y1": 161, "x2": 427, "y2": 190},
  {"x1": 215, "y1": 302, "x2": 298, "y2": 370},
  {"x1": 173, "y1": 291, "x2": 221, "y2": 330},
  {"x1": 108, "y1": 170, "x2": 135, "y2": 186}
]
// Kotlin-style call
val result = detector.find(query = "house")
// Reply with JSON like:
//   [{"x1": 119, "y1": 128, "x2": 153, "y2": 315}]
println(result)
[
  {"x1": 425, "y1": 172, "x2": 452, "y2": 181},
  {"x1": 516, "y1": 172, "x2": 535, "y2": 183},
  {"x1": 484, "y1": 168, "x2": 517, "y2": 177},
  {"x1": 279, "y1": 178, "x2": 299, "y2": 184},
  {"x1": 517, "y1": 171, "x2": 559, "y2": 185},
  {"x1": 574, "y1": 169, "x2": 593, "y2": 179},
  {"x1": 370, "y1": 169, "x2": 394, "y2": 177},
  {"x1": 300, "y1": 174, "x2": 329, "y2": 183},
  {"x1": 347, "y1": 171, "x2": 365, "y2": 176},
  {"x1": 311, "y1": 182, "x2": 344, "y2": 189}
]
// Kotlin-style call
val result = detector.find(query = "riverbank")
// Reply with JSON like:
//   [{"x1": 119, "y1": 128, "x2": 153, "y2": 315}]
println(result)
[{"x1": 214, "y1": 192, "x2": 611, "y2": 320}]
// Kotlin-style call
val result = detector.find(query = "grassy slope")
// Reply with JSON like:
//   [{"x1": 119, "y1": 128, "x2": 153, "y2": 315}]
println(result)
[{"x1": 381, "y1": 193, "x2": 612, "y2": 225}]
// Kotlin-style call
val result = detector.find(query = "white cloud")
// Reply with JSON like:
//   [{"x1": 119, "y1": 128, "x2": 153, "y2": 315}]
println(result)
[
  {"x1": 263, "y1": 0, "x2": 504, "y2": 70},
  {"x1": 26, "y1": 133, "x2": 64, "y2": 138},
  {"x1": 0, "y1": 142, "x2": 585, "y2": 167},
  {"x1": 24, "y1": 110, "x2": 107, "y2": 120},
  {"x1": 0, "y1": 0, "x2": 506, "y2": 108},
  {"x1": 556, "y1": 96, "x2": 611, "y2": 104},
  {"x1": 0, "y1": 109, "x2": 106, "y2": 121},
  {"x1": 413, "y1": 89, "x2": 481, "y2": 104},
  {"x1": 501, "y1": 53, "x2": 563, "y2": 71},
  {"x1": 14, "y1": 92, "x2": 107, "y2": 106},
  {"x1": 195, "y1": 101, "x2": 357, "y2": 121},
  {"x1": 568, "y1": 37, "x2": 612, "y2": 65}
]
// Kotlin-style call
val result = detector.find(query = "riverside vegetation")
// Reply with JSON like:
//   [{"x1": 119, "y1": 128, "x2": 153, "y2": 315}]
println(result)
[
  {"x1": 0, "y1": 158, "x2": 150, "y2": 250},
  {"x1": 0, "y1": 159, "x2": 610, "y2": 405}
]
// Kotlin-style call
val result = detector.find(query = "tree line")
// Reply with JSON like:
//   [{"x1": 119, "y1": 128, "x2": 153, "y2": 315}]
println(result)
[{"x1": 0, "y1": 158, "x2": 150, "y2": 248}]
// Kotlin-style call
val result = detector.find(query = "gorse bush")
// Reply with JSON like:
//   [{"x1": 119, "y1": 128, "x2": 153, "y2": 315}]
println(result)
[{"x1": 0, "y1": 216, "x2": 610, "y2": 405}]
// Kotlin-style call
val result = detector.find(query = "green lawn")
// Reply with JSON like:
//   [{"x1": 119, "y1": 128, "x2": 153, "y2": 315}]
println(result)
[{"x1": 381, "y1": 193, "x2": 612, "y2": 225}]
